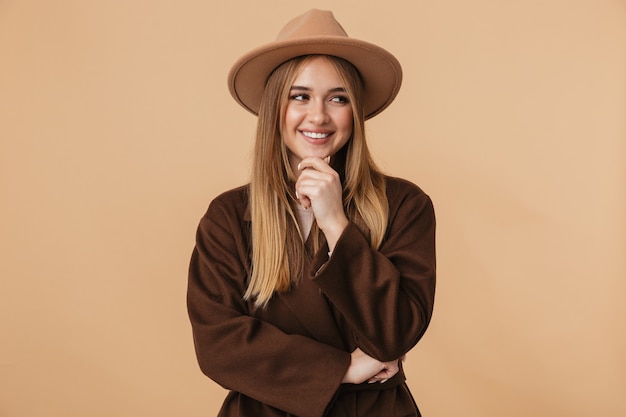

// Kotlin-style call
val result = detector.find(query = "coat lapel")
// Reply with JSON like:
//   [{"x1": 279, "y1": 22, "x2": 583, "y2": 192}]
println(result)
[
  {"x1": 277, "y1": 263, "x2": 346, "y2": 351},
  {"x1": 245, "y1": 202, "x2": 346, "y2": 351}
]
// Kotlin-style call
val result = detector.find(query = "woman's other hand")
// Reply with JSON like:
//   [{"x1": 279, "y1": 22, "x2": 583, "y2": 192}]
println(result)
[{"x1": 341, "y1": 348, "x2": 403, "y2": 385}]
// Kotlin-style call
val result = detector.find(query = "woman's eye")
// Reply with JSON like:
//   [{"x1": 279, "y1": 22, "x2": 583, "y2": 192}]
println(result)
[
  {"x1": 331, "y1": 95, "x2": 349, "y2": 104},
  {"x1": 289, "y1": 94, "x2": 309, "y2": 101}
]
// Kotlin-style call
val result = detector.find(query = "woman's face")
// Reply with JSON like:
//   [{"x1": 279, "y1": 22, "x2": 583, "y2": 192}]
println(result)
[{"x1": 282, "y1": 56, "x2": 353, "y2": 173}]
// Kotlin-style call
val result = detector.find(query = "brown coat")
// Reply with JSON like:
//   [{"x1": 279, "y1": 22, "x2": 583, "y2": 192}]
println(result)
[{"x1": 187, "y1": 176, "x2": 436, "y2": 417}]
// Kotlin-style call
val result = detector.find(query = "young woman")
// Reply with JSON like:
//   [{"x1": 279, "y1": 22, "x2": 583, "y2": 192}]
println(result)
[{"x1": 187, "y1": 9, "x2": 436, "y2": 417}]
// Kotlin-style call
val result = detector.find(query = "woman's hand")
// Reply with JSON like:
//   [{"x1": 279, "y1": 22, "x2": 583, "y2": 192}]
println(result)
[
  {"x1": 341, "y1": 348, "x2": 403, "y2": 385},
  {"x1": 295, "y1": 156, "x2": 348, "y2": 251}
]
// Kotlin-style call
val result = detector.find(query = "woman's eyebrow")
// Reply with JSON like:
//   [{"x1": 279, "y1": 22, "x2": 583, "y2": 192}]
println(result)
[{"x1": 289, "y1": 86, "x2": 347, "y2": 93}]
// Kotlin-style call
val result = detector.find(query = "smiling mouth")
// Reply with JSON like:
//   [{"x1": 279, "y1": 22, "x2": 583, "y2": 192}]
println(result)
[{"x1": 301, "y1": 131, "x2": 331, "y2": 139}]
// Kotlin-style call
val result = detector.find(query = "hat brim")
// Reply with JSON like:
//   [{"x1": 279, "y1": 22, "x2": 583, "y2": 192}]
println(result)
[{"x1": 228, "y1": 36, "x2": 402, "y2": 120}]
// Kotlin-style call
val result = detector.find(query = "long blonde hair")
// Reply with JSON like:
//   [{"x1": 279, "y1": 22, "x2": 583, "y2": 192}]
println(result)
[{"x1": 245, "y1": 55, "x2": 388, "y2": 308}]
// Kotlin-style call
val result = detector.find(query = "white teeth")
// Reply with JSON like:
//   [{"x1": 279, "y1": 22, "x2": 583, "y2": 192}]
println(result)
[{"x1": 302, "y1": 131, "x2": 330, "y2": 139}]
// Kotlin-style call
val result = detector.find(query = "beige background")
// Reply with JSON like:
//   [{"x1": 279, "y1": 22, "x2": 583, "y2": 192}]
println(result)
[{"x1": 1, "y1": 0, "x2": 624, "y2": 416}]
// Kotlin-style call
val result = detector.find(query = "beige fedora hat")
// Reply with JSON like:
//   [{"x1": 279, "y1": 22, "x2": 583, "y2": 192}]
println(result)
[{"x1": 228, "y1": 9, "x2": 402, "y2": 120}]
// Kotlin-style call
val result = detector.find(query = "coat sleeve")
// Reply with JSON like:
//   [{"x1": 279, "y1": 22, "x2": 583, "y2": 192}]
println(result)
[
  {"x1": 187, "y1": 196, "x2": 350, "y2": 417},
  {"x1": 310, "y1": 180, "x2": 436, "y2": 362}
]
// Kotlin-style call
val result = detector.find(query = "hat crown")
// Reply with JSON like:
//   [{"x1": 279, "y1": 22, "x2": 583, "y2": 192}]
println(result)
[
  {"x1": 228, "y1": 9, "x2": 402, "y2": 120},
  {"x1": 276, "y1": 9, "x2": 348, "y2": 41}
]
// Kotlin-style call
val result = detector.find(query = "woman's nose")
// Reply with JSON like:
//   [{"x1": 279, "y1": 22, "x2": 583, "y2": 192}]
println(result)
[{"x1": 308, "y1": 101, "x2": 329, "y2": 125}]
